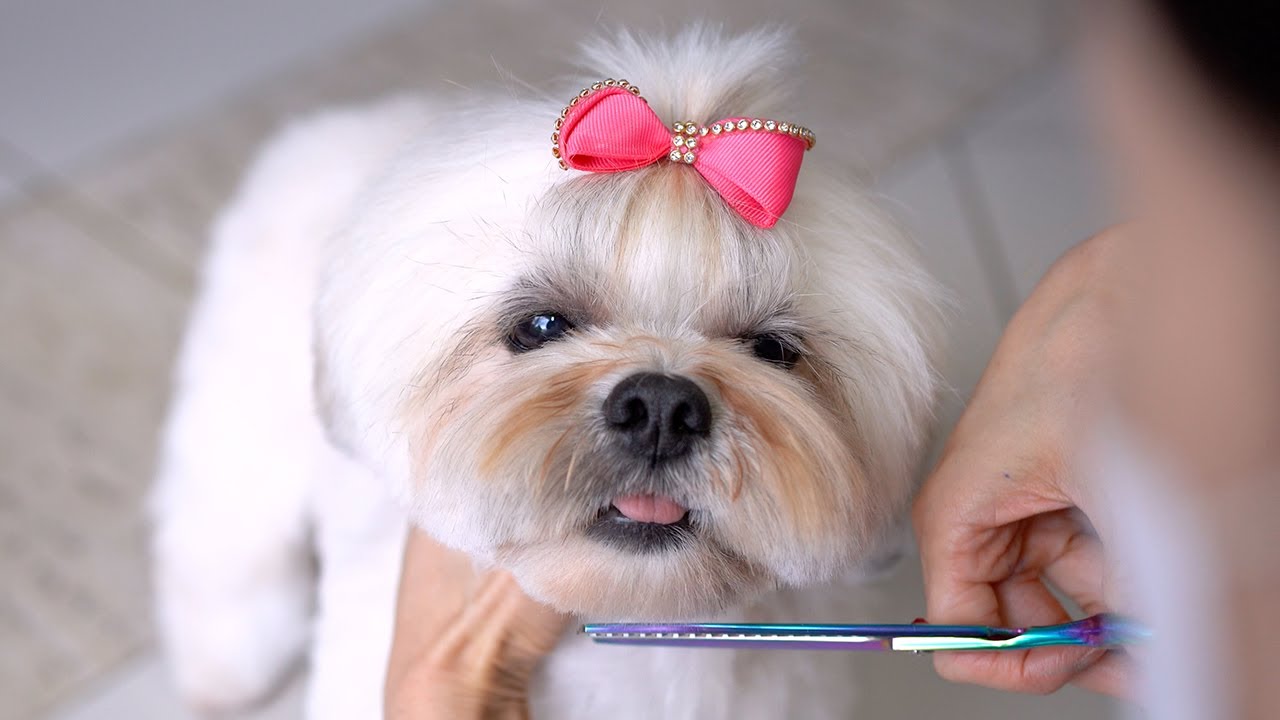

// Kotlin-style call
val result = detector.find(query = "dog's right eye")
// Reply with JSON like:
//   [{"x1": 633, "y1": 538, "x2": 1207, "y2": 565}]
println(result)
[
  {"x1": 508, "y1": 313, "x2": 573, "y2": 352},
  {"x1": 748, "y1": 334, "x2": 801, "y2": 369}
]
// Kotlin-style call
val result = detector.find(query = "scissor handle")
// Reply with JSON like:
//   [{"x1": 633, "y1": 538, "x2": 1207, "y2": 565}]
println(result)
[{"x1": 891, "y1": 614, "x2": 1149, "y2": 652}]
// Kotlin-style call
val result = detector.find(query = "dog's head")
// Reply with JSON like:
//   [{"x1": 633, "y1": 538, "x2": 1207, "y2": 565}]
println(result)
[{"x1": 316, "y1": 28, "x2": 941, "y2": 618}]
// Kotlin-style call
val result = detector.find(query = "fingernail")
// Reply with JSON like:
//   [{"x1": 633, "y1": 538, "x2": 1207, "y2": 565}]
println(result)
[{"x1": 911, "y1": 617, "x2": 929, "y2": 625}]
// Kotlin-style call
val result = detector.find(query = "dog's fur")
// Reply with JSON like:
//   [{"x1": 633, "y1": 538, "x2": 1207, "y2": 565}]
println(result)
[{"x1": 151, "y1": 27, "x2": 942, "y2": 718}]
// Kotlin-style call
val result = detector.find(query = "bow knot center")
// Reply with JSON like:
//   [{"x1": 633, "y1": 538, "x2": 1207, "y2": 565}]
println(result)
[{"x1": 669, "y1": 121, "x2": 705, "y2": 165}]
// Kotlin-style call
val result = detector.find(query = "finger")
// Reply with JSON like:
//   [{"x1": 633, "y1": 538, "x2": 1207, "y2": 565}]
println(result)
[
  {"x1": 1013, "y1": 509, "x2": 1109, "y2": 611},
  {"x1": 471, "y1": 573, "x2": 570, "y2": 692},
  {"x1": 477, "y1": 573, "x2": 568, "y2": 659},
  {"x1": 993, "y1": 565, "x2": 1099, "y2": 692},
  {"x1": 385, "y1": 531, "x2": 565, "y2": 718},
  {"x1": 391, "y1": 528, "x2": 478, "y2": 657},
  {"x1": 933, "y1": 566, "x2": 1089, "y2": 695},
  {"x1": 968, "y1": 508, "x2": 1110, "y2": 619},
  {"x1": 937, "y1": 560, "x2": 1137, "y2": 698},
  {"x1": 914, "y1": 469, "x2": 1077, "y2": 626},
  {"x1": 1071, "y1": 650, "x2": 1137, "y2": 698},
  {"x1": 433, "y1": 569, "x2": 567, "y2": 673},
  {"x1": 917, "y1": 511, "x2": 1015, "y2": 619},
  {"x1": 1040, "y1": 533, "x2": 1112, "y2": 616},
  {"x1": 428, "y1": 570, "x2": 526, "y2": 666}
]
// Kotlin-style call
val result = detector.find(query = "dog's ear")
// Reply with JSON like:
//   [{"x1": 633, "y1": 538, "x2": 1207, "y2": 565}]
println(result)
[{"x1": 311, "y1": 337, "x2": 359, "y2": 458}]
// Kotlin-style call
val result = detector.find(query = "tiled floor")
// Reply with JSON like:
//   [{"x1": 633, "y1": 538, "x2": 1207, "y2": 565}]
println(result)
[{"x1": 3, "y1": 1, "x2": 1123, "y2": 718}]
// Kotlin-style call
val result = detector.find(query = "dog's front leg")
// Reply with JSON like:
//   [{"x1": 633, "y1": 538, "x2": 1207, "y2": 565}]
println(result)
[{"x1": 305, "y1": 461, "x2": 407, "y2": 720}]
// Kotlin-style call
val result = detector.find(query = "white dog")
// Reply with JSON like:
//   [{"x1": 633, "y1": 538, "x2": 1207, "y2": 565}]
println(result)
[{"x1": 151, "y1": 26, "x2": 942, "y2": 719}]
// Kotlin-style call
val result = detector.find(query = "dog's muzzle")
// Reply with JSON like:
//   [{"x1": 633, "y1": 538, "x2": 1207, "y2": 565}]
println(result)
[{"x1": 584, "y1": 372, "x2": 710, "y2": 553}]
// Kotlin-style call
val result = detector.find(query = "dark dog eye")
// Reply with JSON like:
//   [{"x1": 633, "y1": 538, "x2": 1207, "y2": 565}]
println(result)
[
  {"x1": 509, "y1": 313, "x2": 573, "y2": 352},
  {"x1": 749, "y1": 335, "x2": 801, "y2": 369}
]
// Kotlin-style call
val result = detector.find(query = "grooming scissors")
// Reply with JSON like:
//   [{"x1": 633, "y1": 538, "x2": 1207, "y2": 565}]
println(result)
[{"x1": 583, "y1": 613, "x2": 1147, "y2": 652}]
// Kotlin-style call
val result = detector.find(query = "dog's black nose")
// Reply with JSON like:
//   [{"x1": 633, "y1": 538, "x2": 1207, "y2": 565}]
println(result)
[{"x1": 603, "y1": 372, "x2": 712, "y2": 461}]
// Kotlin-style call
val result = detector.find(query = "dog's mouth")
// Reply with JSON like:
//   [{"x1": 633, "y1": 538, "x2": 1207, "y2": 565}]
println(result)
[{"x1": 584, "y1": 494, "x2": 693, "y2": 553}]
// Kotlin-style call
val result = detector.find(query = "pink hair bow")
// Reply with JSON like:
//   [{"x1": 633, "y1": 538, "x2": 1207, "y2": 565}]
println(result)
[{"x1": 551, "y1": 80, "x2": 816, "y2": 229}]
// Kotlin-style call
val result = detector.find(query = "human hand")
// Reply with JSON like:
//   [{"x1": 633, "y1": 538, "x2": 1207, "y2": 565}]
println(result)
[
  {"x1": 913, "y1": 229, "x2": 1136, "y2": 697},
  {"x1": 384, "y1": 528, "x2": 570, "y2": 720}
]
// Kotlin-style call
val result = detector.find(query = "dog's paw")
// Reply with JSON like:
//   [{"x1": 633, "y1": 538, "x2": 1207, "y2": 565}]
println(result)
[
  {"x1": 173, "y1": 662, "x2": 290, "y2": 718},
  {"x1": 165, "y1": 610, "x2": 306, "y2": 715}
]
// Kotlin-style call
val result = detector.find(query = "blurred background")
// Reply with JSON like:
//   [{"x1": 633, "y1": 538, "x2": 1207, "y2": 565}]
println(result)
[{"x1": 0, "y1": 0, "x2": 1116, "y2": 717}]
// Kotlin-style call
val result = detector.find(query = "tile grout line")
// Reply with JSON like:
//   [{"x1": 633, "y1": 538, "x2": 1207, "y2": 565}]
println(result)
[{"x1": 940, "y1": 139, "x2": 1021, "y2": 323}]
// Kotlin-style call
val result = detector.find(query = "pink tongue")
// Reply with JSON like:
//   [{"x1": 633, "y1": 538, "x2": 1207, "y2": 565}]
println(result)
[{"x1": 612, "y1": 494, "x2": 687, "y2": 524}]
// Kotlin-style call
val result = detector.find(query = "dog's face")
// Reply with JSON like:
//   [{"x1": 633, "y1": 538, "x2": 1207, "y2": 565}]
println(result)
[
  {"x1": 318, "y1": 141, "x2": 938, "y2": 617},
  {"x1": 317, "y1": 49, "x2": 939, "y2": 618},
  {"x1": 396, "y1": 166, "x2": 904, "y2": 618}
]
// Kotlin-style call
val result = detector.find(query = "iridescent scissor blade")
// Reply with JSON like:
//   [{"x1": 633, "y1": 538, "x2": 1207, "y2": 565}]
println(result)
[
  {"x1": 582, "y1": 614, "x2": 1148, "y2": 652},
  {"x1": 583, "y1": 622, "x2": 898, "y2": 651}
]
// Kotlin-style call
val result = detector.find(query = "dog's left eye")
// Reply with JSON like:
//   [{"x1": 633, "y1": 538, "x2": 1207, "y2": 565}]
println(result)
[
  {"x1": 508, "y1": 313, "x2": 573, "y2": 352},
  {"x1": 749, "y1": 335, "x2": 801, "y2": 369}
]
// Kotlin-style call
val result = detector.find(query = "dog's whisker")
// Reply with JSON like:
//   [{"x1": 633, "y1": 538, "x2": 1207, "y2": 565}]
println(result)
[
  {"x1": 707, "y1": 458, "x2": 729, "y2": 499},
  {"x1": 438, "y1": 77, "x2": 472, "y2": 91},
  {"x1": 563, "y1": 436, "x2": 587, "y2": 494},
  {"x1": 538, "y1": 427, "x2": 574, "y2": 493},
  {"x1": 728, "y1": 441, "x2": 749, "y2": 502}
]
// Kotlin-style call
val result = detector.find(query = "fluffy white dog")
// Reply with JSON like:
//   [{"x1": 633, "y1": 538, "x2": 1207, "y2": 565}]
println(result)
[{"x1": 151, "y1": 26, "x2": 942, "y2": 719}]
